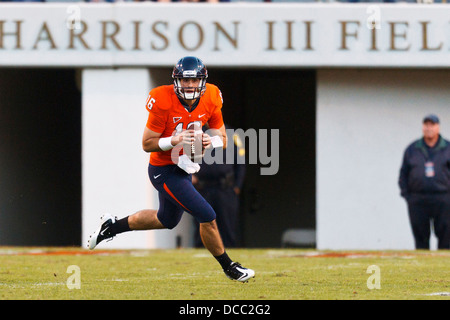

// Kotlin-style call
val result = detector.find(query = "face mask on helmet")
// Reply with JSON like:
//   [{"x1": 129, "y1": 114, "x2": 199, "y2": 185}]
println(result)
[
  {"x1": 172, "y1": 56, "x2": 208, "y2": 101},
  {"x1": 173, "y1": 77, "x2": 207, "y2": 100}
]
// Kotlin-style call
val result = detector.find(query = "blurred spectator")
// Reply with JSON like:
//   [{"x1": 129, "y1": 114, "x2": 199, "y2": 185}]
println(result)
[
  {"x1": 193, "y1": 126, "x2": 246, "y2": 248},
  {"x1": 399, "y1": 114, "x2": 450, "y2": 250}
]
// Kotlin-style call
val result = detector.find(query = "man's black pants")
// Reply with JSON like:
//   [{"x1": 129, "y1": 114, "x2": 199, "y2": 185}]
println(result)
[{"x1": 407, "y1": 194, "x2": 450, "y2": 249}]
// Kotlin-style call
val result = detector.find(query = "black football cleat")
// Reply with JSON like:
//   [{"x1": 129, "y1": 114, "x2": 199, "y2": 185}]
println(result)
[
  {"x1": 224, "y1": 262, "x2": 255, "y2": 282},
  {"x1": 88, "y1": 214, "x2": 116, "y2": 250}
]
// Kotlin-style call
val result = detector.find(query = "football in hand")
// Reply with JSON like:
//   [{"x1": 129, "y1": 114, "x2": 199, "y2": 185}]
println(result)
[{"x1": 184, "y1": 122, "x2": 205, "y2": 163}]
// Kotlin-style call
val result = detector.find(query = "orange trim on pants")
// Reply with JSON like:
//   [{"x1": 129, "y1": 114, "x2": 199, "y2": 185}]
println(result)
[{"x1": 163, "y1": 183, "x2": 190, "y2": 213}]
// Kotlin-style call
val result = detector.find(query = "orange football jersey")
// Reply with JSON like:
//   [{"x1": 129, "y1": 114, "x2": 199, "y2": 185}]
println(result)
[{"x1": 145, "y1": 83, "x2": 224, "y2": 166}]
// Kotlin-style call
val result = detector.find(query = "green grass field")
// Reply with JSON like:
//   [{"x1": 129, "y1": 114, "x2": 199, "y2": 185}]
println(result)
[{"x1": 0, "y1": 247, "x2": 449, "y2": 300}]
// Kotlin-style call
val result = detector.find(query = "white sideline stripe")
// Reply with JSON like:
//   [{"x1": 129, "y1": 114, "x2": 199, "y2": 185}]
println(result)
[{"x1": 424, "y1": 292, "x2": 450, "y2": 296}]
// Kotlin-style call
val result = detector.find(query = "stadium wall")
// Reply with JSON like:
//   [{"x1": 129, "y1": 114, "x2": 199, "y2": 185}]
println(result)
[
  {"x1": 0, "y1": 3, "x2": 448, "y2": 249},
  {"x1": 317, "y1": 69, "x2": 450, "y2": 250}
]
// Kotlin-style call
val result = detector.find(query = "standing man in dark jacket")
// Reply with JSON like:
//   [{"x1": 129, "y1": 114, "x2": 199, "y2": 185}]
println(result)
[{"x1": 399, "y1": 114, "x2": 450, "y2": 249}]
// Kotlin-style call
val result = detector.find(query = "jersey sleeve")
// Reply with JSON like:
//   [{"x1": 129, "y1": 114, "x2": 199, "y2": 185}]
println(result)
[
  {"x1": 207, "y1": 85, "x2": 224, "y2": 129},
  {"x1": 145, "y1": 88, "x2": 167, "y2": 133}
]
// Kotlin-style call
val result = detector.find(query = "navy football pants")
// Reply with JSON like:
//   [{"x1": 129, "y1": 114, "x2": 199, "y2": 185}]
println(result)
[{"x1": 148, "y1": 164, "x2": 216, "y2": 229}]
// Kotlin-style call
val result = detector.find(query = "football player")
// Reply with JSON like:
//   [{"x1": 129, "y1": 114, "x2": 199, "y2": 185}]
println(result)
[{"x1": 88, "y1": 56, "x2": 255, "y2": 282}]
